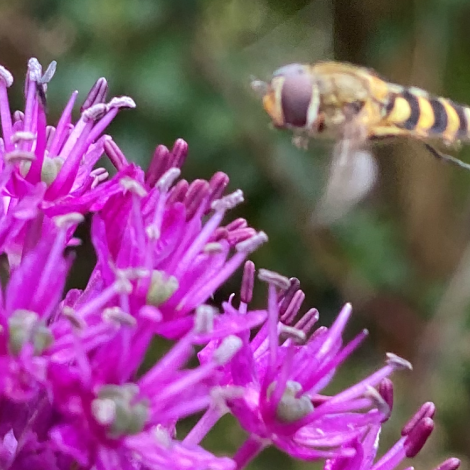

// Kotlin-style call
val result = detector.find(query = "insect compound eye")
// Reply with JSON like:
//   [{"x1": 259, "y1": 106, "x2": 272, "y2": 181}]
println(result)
[{"x1": 273, "y1": 64, "x2": 313, "y2": 128}]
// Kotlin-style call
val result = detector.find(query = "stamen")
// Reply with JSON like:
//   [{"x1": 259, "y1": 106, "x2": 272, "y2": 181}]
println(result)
[
  {"x1": 167, "y1": 179, "x2": 189, "y2": 204},
  {"x1": 81, "y1": 77, "x2": 108, "y2": 112},
  {"x1": 258, "y1": 269, "x2": 291, "y2": 290},
  {"x1": 104, "y1": 138, "x2": 128, "y2": 169},
  {"x1": 211, "y1": 189, "x2": 244, "y2": 212},
  {"x1": 377, "y1": 378, "x2": 394, "y2": 412},
  {"x1": 206, "y1": 172, "x2": 229, "y2": 211},
  {"x1": 386, "y1": 353, "x2": 412, "y2": 371},
  {"x1": 240, "y1": 260, "x2": 255, "y2": 304},
  {"x1": 107, "y1": 96, "x2": 136, "y2": 109},
  {"x1": 404, "y1": 417, "x2": 434, "y2": 457},
  {"x1": 225, "y1": 218, "x2": 247, "y2": 231},
  {"x1": 4, "y1": 150, "x2": 36, "y2": 164},
  {"x1": 27, "y1": 58, "x2": 42, "y2": 82},
  {"x1": 235, "y1": 231, "x2": 268, "y2": 253},
  {"x1": 279, "y1": 277, "x2": 301, "y2": 317},
  {"x1": 433, "y1": 459, "x2": 461, "y2": 470},
  {"x1": 120, "y1": 177, "x2": 148, "y2": 197},
  {"x1": 146, "y1": 144, "x2": 171, "y2": 186},
  {"x1": 156, "y1": 167, "x2": 181, "y2": 192},
  {"x1": 169, "y1": 138, "x2": 188, "y2": 168},
  {"x1": 401, "y1": 402, "x2": 435, "y2": 436},
  {"x1": 11, "y1": 131, "x2": 35, "y2": 144},
  {"x1": 83, "y1": 103, "x2": 108, "y2": 121},
  {"x1": 53, "y1": 213, "x2": 85, "y2": 229},
  {"x1": 0, "y1": 65, "x2": 13, "y2": 87},
  {"x1": 280, "y1": 290, "x2": 305, "y2": 324},
  {"x1": 102, "y1": 307, "x2": 136, "y2": 327},
  {"x1": 184, "y1": 180, "x2": 210, "y2": 220}
]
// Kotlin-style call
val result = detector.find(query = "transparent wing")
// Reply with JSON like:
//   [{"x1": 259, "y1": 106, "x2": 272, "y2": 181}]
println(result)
[{"x1": 313, "y1": 123, "x2": 379, "y2": 226}]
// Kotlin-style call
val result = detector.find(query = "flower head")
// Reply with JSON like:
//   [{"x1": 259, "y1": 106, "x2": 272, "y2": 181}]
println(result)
[
  {"x1": 324, "y1": 402, "x2": 460, "y2": 470},
  {"x1": 195, "y1": 264, "x2": 411, "y2": 468},
  {"x1": 0, "y1": 59, "x2": 136, "y2": 265}
]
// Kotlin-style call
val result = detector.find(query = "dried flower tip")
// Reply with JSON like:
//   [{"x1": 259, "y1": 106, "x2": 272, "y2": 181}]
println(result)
[
  {"x1": 270, "y1": 381, "x2": 314, "y2": 423},
  {"x1": 434, "y1": 459, "x2": 461, "y2": 470},
  {"x1": 81, "y1": 77, "x2": 108, "y2": 111},
  {"x1": 120, "y1": 177, "x2": 148, "y2": 197},
  {"x1": 0, "y1": 65, "x2": 13, "y2": 87},
  {"x1": 211, "y1": 189, "x2": 244, "y2": 212},
  {"x1": 258, "y1": 269, "x2": 291, "y2": 290},
  {"x1": 241, "y1": 260, "x2": 255, "y2": 304},
  {"x1": 203, "y1": 242, "x2": 224, "y2": 254},
  {"x1": 402, "y1": 402, "x2": 436, "y2": 436},
  {"x1": 107, "y1": 96, "x2": 136, "y2": 109},
  {"x1": 214, "y1": 335, "x2": 243, "y2": 364},
  {"x1": 235, "y1": 231, "x2": 268, "y2": 253},
  {"x1": 103, "y1": 307, "x2": 137, "y2": 326},
  {"x1": 11, "y1": 131, "x2": 35, "y2": 144},
  {"x1": 279, "y1": 324, "x2": 306, "y2": 344},
  {"x1": 28, "y1": 57, "x2": 42, "y2": 82},
  {"x1": 83, "y1": 103, "x2": 108, "y2": 121},
  {"x1": 62, "y1": 306, "x2": 86, "y2": 329},
  {"x1": 364, "y1": 385, "x2": 391, "y2": 419},
  {"x1": 404, "y1": 416, "x2": 434, "y2": 458},
  {"x1": 4, "y1": 150, "x2": 36, "y2": 164},
  {"x1": 53, "y1": 212, "x2": 85, "y2": 229},
  {"x1": 156, "y1": 167, "x2": 181, "y2": 191},
  {"x1": 146, "y1": 270, "x2": 178, "y2": 306},
  {"x1": 40, "y1": 60, "x2": 57, "y2": 84},
  {"x1": 386, "y1": 352, "x2": 413, "y2": 370},
  {"x1": 195, "y1": 304, "x2": 217, "y2": 333}
]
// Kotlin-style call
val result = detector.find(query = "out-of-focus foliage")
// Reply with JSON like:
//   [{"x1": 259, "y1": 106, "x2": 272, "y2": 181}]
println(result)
[{"x1": 3, "y1": 0, "x2": 470, "y2": 467}]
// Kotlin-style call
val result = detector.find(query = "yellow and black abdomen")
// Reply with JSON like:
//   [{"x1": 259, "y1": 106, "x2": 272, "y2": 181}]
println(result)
[{"x1": 383, "y1": 87, "x2": 470, "y2": 143}]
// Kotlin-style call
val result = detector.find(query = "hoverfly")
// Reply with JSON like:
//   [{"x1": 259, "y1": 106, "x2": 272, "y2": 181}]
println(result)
[{"x1": 252, "y1": 61, "x2": 470, "y2": 222}]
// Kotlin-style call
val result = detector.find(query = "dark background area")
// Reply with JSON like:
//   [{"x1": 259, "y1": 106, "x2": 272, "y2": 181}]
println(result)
[{"x1": 2, "y1": 0, "x2": 470, "y2": 468}]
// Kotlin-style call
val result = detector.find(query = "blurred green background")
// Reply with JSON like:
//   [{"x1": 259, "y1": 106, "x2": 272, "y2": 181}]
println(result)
[{"x1": 3, "y1": 0, "x2": 470, "y2": 468}]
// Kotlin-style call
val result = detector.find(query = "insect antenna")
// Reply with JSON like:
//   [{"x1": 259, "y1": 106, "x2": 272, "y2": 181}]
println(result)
[{"x1": 423, "y1": 143, "x2": 470, "y2": 171}]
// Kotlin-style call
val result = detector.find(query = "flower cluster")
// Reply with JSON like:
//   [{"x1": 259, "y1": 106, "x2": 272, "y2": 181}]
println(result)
[{"x1": 0, "y1": 59, "x2": 459, "y2": 470}]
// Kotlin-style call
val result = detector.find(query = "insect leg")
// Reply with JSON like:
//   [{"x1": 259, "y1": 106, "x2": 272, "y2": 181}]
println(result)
[{"x1": 423, "y1": 143, "x2": 470, "y2": 171}]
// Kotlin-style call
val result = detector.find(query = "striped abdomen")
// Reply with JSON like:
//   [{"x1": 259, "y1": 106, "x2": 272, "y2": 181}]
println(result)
[{"x1": 383, "y1": 86, "x2": 470, "y2": 143}]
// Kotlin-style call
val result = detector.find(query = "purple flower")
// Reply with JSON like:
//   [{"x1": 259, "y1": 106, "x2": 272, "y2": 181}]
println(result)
[
  {"x1": 324, "y1": 402, "x2": 460, "y2": 470},
  {"x1": 194, "y1": 263, "x2": 411, "y2": 468},
  {"x1": 85, "y1": 137, "x2": 268, "y2": 339},
  {"x1": 0, "y1": 59, "x2": 136, "y2": 265},
  {"x1": 0, "y1": 58, "x2": 459, "y2": 470}
]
